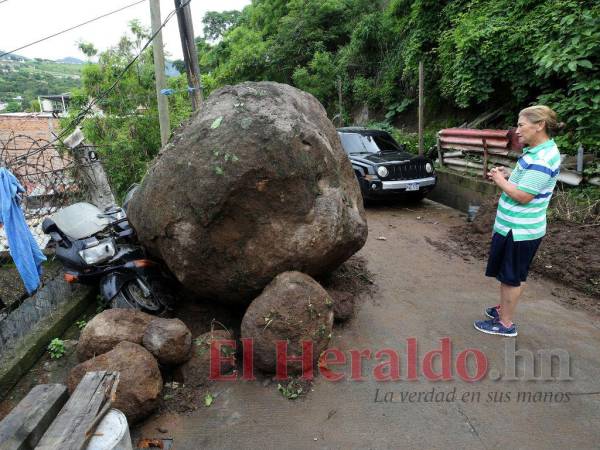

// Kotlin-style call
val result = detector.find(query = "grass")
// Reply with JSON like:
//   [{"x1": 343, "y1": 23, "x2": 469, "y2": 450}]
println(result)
[{"x1": 548, "y1": 185, "x2": 600, "y2": 224}]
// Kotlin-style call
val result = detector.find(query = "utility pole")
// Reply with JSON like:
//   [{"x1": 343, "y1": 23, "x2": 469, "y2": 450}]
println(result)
[
  {"x1": 174, "y1": 0, "x2": 202, "y2": 111},
  {"x1": 418, "y1": 60, "x2": 424, "y2": 156},
  {"x1": 150, "y1": 0, "x2": 170, "y2": 146}
]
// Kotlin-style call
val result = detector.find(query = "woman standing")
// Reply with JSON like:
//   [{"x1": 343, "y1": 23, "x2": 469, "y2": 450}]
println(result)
[{"x1": 474, "y1": 105, "x2": 563, "y2": 337}]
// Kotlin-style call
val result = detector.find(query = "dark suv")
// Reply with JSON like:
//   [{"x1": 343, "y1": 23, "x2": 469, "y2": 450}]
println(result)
[{"x1": 337, "y1": 127, "x2": 436, "y2": 201}]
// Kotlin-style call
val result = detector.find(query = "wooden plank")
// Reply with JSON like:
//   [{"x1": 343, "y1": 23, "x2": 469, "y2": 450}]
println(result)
[
  {"x1": 443, "y1": 158, "x2": 485, "y2": 170},
  {"x1": 35, "y1": 371, "x2": 119, "y2": 450},
  {"x1": 0, "y1": 384, "x2": 68, "y2": 450}
]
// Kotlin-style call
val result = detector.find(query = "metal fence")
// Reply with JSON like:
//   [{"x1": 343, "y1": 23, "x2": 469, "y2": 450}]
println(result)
[{"x1": 0, "y1": 131, "x2": 92, "y2": 307}]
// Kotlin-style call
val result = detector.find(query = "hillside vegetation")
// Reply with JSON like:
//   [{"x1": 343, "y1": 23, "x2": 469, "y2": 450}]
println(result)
[
  {"x1": 196, "y1": 0, "x2": 599, "y2": 154},
  {"x1": 0, "y1": 57, "x2": 82, "y2": 111}
]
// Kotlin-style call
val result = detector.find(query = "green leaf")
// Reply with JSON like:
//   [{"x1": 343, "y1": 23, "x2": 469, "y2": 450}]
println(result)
[
  {"x1": 578, "y1": 60, "x2": 593, "y2": 69},
  {"x1": 204, "y1": 393, "x2": 214, "y2": 407},
  {"x1": 211, "y1": 116, "x2": 223, "y2": 129},
  {"x1": 214, "y1": 166, "x2": 224, "y2": 175},
  {"x1": 567, "y1": 61, "x2": 578, "y2": 72}
]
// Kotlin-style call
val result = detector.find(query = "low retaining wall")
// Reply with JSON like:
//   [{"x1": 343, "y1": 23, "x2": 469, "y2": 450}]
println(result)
[
  {"x1": 428, "y1": 168, "x2": 500, "y2": 212},
  {"x1": 0, "y1": 276, "x2": 95, "y2": 400}
]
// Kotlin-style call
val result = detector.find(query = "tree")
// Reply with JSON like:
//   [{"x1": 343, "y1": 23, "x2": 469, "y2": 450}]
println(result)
[
  {"x1": 65, "y1": 22, "x2": 192, "y2": 199},
  {"x1": 77, "y1": 41, "x2": 98, "y2": 59},
  {"x1": 202, "y1": 10, "x2": 242, "y2": 41}
]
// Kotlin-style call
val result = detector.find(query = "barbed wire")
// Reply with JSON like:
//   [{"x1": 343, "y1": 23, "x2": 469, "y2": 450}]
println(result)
[{"x1": 0, "y1": 132, "x2": 94, "y2": 294}]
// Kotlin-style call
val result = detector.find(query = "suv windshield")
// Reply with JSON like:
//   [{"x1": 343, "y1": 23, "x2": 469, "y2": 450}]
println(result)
[{"x1": 339, "y1": 132, "x2": 401, "y2": 154}]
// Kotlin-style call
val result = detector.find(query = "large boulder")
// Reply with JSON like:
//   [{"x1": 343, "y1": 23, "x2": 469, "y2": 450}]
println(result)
[
  {"x1": 174, "y1": 329, "x2": 236, "y2": 387},
  {"x1": 68, "y1": 341, "x2": 162, "y2": 423},
  {"x1": 128, "y1": 81, "x2": 367, "y2": 304},
  {"x1": 240, "y1": 271, "x2": 334, "y2": 374},
  {"x1": 142, "y1": 318, "x2": 192, "y2": 365},
  {"x1": 77, "y1": 309, "x2": 154, "y2": 361}
]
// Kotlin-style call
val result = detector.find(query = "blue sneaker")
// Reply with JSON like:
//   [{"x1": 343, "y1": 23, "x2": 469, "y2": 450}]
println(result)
[
  {"x1": 474, "y1": 318, "x2": 517, "y2": 337},
  {"x1": 485, "y1": 305, "x2": 500, "y2": 320}
]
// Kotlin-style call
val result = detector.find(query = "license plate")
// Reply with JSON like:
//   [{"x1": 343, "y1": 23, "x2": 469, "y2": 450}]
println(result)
[{"x1": 405, "y1": 183, "x2": 419, "y2": 191}]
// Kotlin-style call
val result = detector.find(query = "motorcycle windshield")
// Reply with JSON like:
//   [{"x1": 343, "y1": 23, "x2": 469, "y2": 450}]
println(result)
[{"x1": 50, "y1": 202, "x2": 112, "y2": 240}]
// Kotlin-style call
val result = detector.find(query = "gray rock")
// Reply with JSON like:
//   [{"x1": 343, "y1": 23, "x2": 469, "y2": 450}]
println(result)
[
  {"x1": 76, "y1": 309, "x2": 154, "y2": 361},
  {"x1": 240, "y1": 271, "x2": 334, "y2": 374},
  {"x1": 142, "y1": 318, "x2": 192, "y2": 365},
  {"x1": 68, "y1": 341, "x2": 162, "y2": 423},
  {"x1": 128, "y1": 81, "x2": 367, "y2": 304}
]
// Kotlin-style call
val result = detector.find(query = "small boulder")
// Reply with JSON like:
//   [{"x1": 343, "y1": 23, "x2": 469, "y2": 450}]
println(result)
[
  {"x1": 77, "y1": 309, "x2": 154, "y2": 361},
  {"x1": 175, "y1": 329, "x2": 236, "y2": 387},
  {"x1": 328, "y1": 290, "x2": 355, "y2": 322},
  {"x1": 68, "y1": 341, "x2": 162, "y2": 423},
  {"x1": 143, "y1": 318, "x2": 192, "y2": 365},
  {"x1": 240, "y1": 271, "x2": 334, "y2": 374}
]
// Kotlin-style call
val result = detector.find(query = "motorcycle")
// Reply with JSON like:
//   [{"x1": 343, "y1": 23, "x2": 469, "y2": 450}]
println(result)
[{"x1": 42, "y1": 189, "x2": 174, "y2": 315}]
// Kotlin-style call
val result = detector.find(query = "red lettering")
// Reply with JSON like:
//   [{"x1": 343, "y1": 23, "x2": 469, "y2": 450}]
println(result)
[
  {"x1": 456, "y1": 348, "x2": 488, "y2": 382},
  {"x1": 422, "y1": 337, "x2": 452, "y2": 381},
  {"x1": 373, "y1": 349, "x2": 401, "y2": 381},
  {"x1": 318, "y1": 348, "x2": 346, "y2": 381},
  {"x1": 209, "y1": 339, "x2": 237, "y2": 381},
  {"x1": 241, "y1": 338, "x2": 256, "y2": 381},
  {"x1": 406, "y1": 338, "x2": 418, "y2": 381},
  {"x1": 275, "y1": 340, "x2": 314, "y2": 381},
  {"x1": 349, "y1": 349, "x2": 372, "y2": 381}
]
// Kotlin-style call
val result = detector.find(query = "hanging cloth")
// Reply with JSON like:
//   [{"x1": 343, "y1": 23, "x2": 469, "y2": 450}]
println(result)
[{"x1": 0, "y1": 168, "x2": 46, "y2": 294}]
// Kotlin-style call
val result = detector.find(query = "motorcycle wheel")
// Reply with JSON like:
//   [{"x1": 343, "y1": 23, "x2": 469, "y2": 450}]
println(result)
[{"x1": 110, "y1": 279, "x2": 165, "y2": 314}]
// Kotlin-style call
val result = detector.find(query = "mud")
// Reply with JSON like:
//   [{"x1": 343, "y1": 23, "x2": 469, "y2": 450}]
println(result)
[{"x1": 450, "y1": 196, "x2": 600, "y2": 307}]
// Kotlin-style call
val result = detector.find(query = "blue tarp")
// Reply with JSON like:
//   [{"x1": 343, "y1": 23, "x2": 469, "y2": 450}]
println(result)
[{"x1": 0, "y1": 168, "x2": 46, "y2": 294}]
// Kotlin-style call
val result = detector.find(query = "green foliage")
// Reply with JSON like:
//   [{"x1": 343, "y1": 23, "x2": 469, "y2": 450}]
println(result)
[
  {"x1": 64, "y1": 22, "x2": 192, "y2": 200},
  {"x1": 4, "y1": 101, "x2": 21, "y2": 113},
  {"x1": 202, "y1": 10, "x2": 242, "y2": 41},
  {"x1": 0, "y1": 59, "x2": 81, "y2": 107},
  {"x1": 47, "y1": 338, "x2": 66, "y2": 359},
  {"x1": 277, "y1": 380, "x2": 304, "y2": 400},
  {"x1": 76, "y1": 320, "x2": 87, "y2": 330},
  {"x1": 195, "y1": 0, "x2": 598, "y2": 153}
]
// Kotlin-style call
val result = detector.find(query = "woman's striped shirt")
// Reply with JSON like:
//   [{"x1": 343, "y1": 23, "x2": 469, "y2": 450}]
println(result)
[{"x1": 493, "y1": 139, "x2": 560, "y2": 241}]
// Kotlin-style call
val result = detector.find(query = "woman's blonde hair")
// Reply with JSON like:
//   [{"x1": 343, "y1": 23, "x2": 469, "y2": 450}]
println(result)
[{"x1": 519, "y1": 105, "x2": 565, "y2": 136}]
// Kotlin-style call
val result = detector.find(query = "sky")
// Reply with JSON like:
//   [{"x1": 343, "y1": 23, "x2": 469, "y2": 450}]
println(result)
[{"x1": 0, "y1": 0, "x2": 251, "y2": 61}]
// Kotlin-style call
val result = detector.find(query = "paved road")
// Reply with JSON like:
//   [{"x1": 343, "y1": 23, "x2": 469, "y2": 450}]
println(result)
[{"x1": 137, "y1": 201, "x2": 600, "y2": 450}]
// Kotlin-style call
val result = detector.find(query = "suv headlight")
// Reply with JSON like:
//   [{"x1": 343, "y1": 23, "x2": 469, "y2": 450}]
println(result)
[
  {"x1": 425, "y1": 163, "x2": 433, "y2": 174},
  {"x1": 377, "y1": 166, "x2": 389, "y2": 178},
  {"x1": 78, "y1": 239, "x2": 116, "y2": 264}
]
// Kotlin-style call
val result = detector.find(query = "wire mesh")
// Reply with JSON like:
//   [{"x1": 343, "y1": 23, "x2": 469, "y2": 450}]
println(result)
[{"x1": 0, "y1": 131, "x2": 92, "y2": 307}]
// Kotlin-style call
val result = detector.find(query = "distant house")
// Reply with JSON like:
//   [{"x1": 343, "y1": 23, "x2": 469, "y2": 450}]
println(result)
[{"x1": 38, "y1": 94, "x2": 71, "y2": 115}]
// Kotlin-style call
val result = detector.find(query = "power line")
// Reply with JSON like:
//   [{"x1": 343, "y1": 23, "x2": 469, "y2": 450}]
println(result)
[
  {"x1": 0, "y1": 0, "x2": 147, "y2": 59},
  {"x1": 7, "y1": 0, "x2": 192, "y2": 164}
]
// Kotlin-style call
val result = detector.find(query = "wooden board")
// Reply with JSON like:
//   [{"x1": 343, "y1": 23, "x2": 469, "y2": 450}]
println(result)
[
  {"x1": 0, "y1": 384, "x2": 68, "y2": 450},
  {"x1": 35, "y1": 371, "x2": 119, "y2": 450}
]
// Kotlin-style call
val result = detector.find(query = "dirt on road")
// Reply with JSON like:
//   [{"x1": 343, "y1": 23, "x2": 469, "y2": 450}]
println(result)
[
  {"x1": 450, "y1": 196, "x2": 600, "y2": 312},
  {"x1": 132, "y1": 200, "x2": 600, "y2": 450}
]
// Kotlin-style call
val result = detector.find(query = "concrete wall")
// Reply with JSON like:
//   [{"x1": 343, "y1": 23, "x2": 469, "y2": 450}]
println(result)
[
  {"x1": 0, "y1": 277, "x2": 95, "y2": 400},
  {"x1": 429, "y1": 168, "x2": 500, "y2": 212}
]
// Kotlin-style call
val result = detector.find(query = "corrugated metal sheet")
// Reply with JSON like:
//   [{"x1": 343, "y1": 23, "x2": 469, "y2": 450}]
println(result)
[{"x1": 439, "y1": 128, "x2": 524, "y2": 153}]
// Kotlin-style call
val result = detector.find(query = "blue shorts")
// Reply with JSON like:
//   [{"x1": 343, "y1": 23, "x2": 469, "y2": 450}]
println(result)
[{"x1": 485, "y1": 231, "x2": 542, "y2": 287}]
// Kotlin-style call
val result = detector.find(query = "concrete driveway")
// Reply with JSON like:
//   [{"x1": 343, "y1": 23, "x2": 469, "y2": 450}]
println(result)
[{"x1": 136, "y1": 200, "x2": 600, "y2": 450}]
